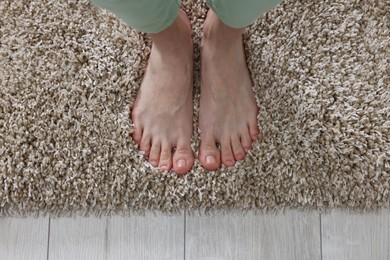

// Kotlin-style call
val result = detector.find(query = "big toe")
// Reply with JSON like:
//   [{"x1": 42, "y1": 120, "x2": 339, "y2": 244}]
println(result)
[
  {"x1": 199, "y1": 136, "x2": 221, "y2": 171},
  {"x1": 173, "y1": 141, "x2": 194, "y2": 175}
]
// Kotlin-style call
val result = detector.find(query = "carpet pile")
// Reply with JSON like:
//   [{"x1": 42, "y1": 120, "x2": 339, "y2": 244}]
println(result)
[{"x1": 0, "y1": 0, "x2": 389, "y2": 217}]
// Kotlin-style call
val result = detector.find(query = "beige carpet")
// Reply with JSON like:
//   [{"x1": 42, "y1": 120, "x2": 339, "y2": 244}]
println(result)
[{"x1": 0, "y1": 0, "x2": 389, "y2": 217}]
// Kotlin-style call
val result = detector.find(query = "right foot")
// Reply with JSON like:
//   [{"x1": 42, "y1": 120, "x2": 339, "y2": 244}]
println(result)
[{"x1": 130, "y1": 10, "x2": 195, "y2": 175}]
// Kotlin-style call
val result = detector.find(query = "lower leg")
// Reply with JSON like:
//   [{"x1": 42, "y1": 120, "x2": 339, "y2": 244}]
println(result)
[
  {"x1": 204, "y1": 0, "x2": 282, "y2": 29},
  {"x1": 90, "y1": 0, "x2": 182, "y2": 34},
  {"x1": 202, "y1": 10, "x2": 245, "y2": 46},
  {"x1": 148, "y1": 9, "x2": 192, "y2": 57}
]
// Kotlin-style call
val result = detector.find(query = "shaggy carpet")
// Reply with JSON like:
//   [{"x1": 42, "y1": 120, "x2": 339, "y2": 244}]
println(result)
[{"x1": 0, "y1": 0, "x2": 389, "y2": 217}]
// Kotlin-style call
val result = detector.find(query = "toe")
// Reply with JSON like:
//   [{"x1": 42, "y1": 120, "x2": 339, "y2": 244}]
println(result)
[
  {"x1": 248, "y1": 120, "x2": 260, "y2": 141},
  {"x1": 231, "y1": 135, "x2": 245, "y2": 161},
  {"x1": 131, "y1": 126, "x2": 143, "y2": 144},
  {"x1": 158, "y1": 141, "x2": 172, "y2": 171},
  {"x1": 173, "y1": 139, "x2": 194, "y2": 175},
  {"x1": 240, "y1": 128, "x2": 253, "y2": 153},
  {"x1": 139, "y1": 133, "x2": 151, "y2": 158},
  {"x1": 199, "y1": 134, "x2": 220, "y2": 171},
  {"x1": 221, "y1": 138, "x2": 235, "y2": 167},
  {"x1": 148, "y1": 141, "x2": 161, "y2": 167},
  {"x1": 130, "y1": 105, "x2": 142, "y2": 143}
]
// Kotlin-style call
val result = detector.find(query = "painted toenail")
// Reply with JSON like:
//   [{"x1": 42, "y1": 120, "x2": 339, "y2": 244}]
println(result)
[
  {"x1": 206, "y1": 155, "x2": 216, "y2": 164},
  {"x1": 177, "y1": 159, "x2": 186, "y2": 168}
]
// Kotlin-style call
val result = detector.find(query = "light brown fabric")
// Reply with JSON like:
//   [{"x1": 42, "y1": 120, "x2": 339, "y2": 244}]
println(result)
[{"x1": 0, "y1": 0, "x2": 389, "y2": 217}]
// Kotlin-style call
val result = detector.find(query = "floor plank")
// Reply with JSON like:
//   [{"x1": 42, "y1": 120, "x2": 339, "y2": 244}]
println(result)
[
  {"x1": 48, "y1": 215, "x2": 107, "y2": 260},
  {"x1": 6, "y1": 208, "x2": 390, "y2": 260},
  {"x1": 0, "y1": 216, "x2": 49, "y2": 260},
  {"x1": 186, "y1": 209, "x2": 321, "y2": 260},
  {"x1": 107, "y1": 211, "x2": 185, "y2": 260},
  {"x1": 321, "y1": 208, "x2": 390, "y2": 260}
]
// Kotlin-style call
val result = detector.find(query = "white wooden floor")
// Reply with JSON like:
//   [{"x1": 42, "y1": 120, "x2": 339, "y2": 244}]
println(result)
[{"x1": 0, "y1": 209, "x2": 389, "y2": 260}]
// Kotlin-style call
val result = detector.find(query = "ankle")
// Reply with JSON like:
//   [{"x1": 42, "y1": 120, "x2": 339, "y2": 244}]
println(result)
[
  {"x1": 202, "y1": 9, "x2": 245, "y2": 48},
  {"x1": 148, "y1": 10, "x2": 192, "y2": 54}
]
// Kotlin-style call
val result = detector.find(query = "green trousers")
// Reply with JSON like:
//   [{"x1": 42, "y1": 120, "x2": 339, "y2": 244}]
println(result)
[{"x1": 90, "y1": 0, "x2": 282, "y2": 33}]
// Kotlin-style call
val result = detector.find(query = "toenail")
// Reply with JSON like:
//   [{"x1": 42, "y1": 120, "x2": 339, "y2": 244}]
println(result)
[
  {"x1": 235, "y1": 154, "x2": 244, "y2": 160},
  {"x1": 244, "y1": 148, "x2": 250, "y2": 153},
  {"x1": 226, "y1": 160, "x2": 235, "y2": 166},
  {"x1": 177, "y1": 159, "x2": 187, "y2": 168},
  {"x1": 150, "y1": 160, "x2": 157, "y2": 166},
  {"x1": 160, "y1": 165, "x2": 168, "y2": 170},
  {"x1": 206, "y1": 155, "x2": 216, "y2": 164}
]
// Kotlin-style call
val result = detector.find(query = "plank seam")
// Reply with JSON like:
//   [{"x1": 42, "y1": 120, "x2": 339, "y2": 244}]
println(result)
[
  {"x1": 320, "y1": 212, "x2": 323, "y2": 260},
  {"x1": 47, "y1": 217, "x2": 51, "y2": 260},
  {"x1": 184, "y1": 210, "x2": 186, "y2": 260}
]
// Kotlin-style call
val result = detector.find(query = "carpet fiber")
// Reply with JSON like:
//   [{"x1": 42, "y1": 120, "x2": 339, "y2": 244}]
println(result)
[{"x1": 0, "y1": 0, "x2": 389, "y2": 217}]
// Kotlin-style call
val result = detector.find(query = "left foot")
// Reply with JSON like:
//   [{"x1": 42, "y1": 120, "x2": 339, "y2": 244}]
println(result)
[
  {"x1": 198, "y1": 9, "x2": 260, "y2": 170},
  {"x1": 131, "y1": 10, "x2": 195, "y2": 174}
]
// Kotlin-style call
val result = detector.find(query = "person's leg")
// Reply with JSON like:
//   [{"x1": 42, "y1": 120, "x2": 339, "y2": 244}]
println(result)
[
  {"x1": 204, "y1": 0, "x2": 282, "y2": 29},
  {"x1": 90, "y1": 0, "x2": 181, "y2": 34},
  {"x1": 91, "y1": 0, "x2": 195, "y2": 174},
  {"x1": 199, "y1": 0, "x2": 282, "y2": 170}
]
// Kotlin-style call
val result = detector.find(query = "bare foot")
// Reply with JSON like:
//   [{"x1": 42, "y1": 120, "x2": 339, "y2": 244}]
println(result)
[
  {"x1": 131, "y1": 10, "x2": 194, "y2": 174},
  {"x1": 199, "y1": 9, "x2": 260, "y2": 170}
]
